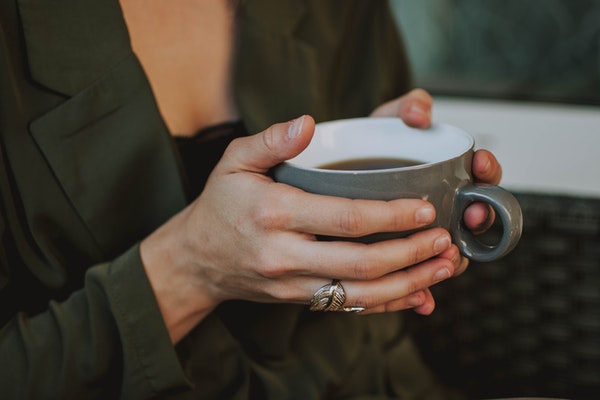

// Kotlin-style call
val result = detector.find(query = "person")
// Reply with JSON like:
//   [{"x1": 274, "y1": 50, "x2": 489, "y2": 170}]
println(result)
[{"x1": 0, "y1": 0, "x2": 502, "y2": 398}]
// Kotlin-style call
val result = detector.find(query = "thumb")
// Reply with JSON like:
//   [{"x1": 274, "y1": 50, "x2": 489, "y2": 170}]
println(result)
[{"x1": 216, "y1": 115, "x2": 315, "y2": 174}]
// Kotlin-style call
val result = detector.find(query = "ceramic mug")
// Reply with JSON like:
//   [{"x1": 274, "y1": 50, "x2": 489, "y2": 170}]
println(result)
[{"x1": 273, "y1": 117, "x2": 523, "y2": 262}]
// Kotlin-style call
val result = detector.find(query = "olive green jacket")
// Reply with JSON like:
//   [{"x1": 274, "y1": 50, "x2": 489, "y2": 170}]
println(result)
[{"x1": 0, "y1": 1, "x2": 445, "y2": 399}]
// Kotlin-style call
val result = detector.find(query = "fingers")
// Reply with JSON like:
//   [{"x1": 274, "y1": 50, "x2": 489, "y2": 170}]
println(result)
[
  {"x1": 344, "y1": 256, "x2": 450, "y2": 314},
  {"x1": 254, "y1": 189, "x2": 453, "y2": 281},
  {"x1": 253, "y1": 225, "x2": 457, "y2": 314},
  {"x1": 277, "y1": 192, "x2": 437, "y2": 238},
  {"x1": 321, "y1": 243, "x2": 463, "y2": 315},
  {"x1": 262, "y1": 227, "x2": 456, "y2": 314},
  {"x1": 472, "y1": 149, "x2": 502, "y2": 185},
  {"x1": 439, "y1": 245, "x2": 469, "y2": 277},
  {"x1": 463, "y1": 202, "x2": 496, "y2": 234},
  {"x1": 411, "y1": 289, "x2": 436, "y2": 315},
  {"x1": 370, "y1": 88, "x2": 433, "y2": 128},
  {"x1": 463, "y1": 149, "x2": 502, "y2": 232},
  {"x1": 367, "y1": 288, "x2": 435, "y2": 316},
  {"x1": 318, "y1": 244, "x2": 465, "y2": 315},
  {"x1": 283, "y1": 227, "x2": 452, "y2": 280},
  {"x1": 215, "y1": 115, "x2": 315, "y2": 175}
]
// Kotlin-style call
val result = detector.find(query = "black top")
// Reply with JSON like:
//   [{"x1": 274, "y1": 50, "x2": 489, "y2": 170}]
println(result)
[{"x1": 175, "y1": 121, "x2": 248, "y2": 200}]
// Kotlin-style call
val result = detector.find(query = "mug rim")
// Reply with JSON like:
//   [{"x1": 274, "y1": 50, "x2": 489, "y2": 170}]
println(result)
[{"x1": 283, "y1": 118, "x2": 474, "y2": 174}]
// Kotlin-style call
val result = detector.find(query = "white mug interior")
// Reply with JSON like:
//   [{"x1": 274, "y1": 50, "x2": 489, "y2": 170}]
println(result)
[{"x1": 287, "y1": 118, "x2": 474, "y2": 171}]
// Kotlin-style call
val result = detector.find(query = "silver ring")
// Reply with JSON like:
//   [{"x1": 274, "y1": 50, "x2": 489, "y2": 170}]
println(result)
[{"x1": 309, "y1": 280, "x2": 365, "y2": 313}]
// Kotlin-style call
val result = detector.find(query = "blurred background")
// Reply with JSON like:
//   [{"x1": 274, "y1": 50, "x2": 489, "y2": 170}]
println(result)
[
  {"x1": 394, "y1": 0, "x2": 600, "y2": 105},
  {"x1": 390, "y1": 1, "x2": 600, "y2": 399}
]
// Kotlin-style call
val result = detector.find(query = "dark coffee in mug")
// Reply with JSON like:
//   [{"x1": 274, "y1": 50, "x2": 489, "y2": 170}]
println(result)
[{"x1": 318, "y1": 157, "x2": 423, "y2": 171}]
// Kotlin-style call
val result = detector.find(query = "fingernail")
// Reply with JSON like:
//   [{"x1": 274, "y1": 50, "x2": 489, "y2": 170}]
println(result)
[
  {"x1": 433, "y1": 235, "x2": 451, "y2": 253},
  {"x1": 433, "y1": 268, "x2": 451, "y2": 283},
  {"x1": 288, "y1": 115, "x2": 305, "y2": 139},
  {"x1": 482, "y1": 159, "x2": 491, "y2": 174},
  {"x1": 410, "y1": 104, "x2": 431, "y2": 120},
  {"x1": 415, "y1": 205, "x2": 435, "y2": 225},
  {"x1": 407, "y1": 293, "x2": 425, "y2": 307},
  {"x1": 410, "y1": 104, "x2": 425, "y2": 116},
  {"x1": 451, "y1": 251, "x2": 460, "y2": 265}
]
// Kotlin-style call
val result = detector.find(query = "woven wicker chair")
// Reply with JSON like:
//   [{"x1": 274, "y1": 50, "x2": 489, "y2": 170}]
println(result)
[{"x1": 408, "y1": 193, "x2": 600, "y2": 400}]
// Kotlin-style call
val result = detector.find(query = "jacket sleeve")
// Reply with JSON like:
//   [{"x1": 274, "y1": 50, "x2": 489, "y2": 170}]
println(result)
[
  {"x1": 0, "y1": 3, "x2": 191, "y2": 397},
  {"x1": 0, "y1": 242, "x2": 191, "y2": 399}
]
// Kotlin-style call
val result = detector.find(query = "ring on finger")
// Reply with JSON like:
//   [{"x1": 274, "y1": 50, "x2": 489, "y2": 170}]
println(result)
[{"x1": 309, "y1": 279, "x2": 365, "y2": 313}]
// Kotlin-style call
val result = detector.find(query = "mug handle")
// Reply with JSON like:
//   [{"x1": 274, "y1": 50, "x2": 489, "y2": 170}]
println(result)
[{"x1": 453, "y1": 184, "x2": 523, "y2": 262}]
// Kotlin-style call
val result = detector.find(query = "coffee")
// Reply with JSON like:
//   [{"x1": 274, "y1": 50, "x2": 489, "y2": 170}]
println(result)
[{"x1": 318, "y1": 157, "x2": 423, "y2": 171}]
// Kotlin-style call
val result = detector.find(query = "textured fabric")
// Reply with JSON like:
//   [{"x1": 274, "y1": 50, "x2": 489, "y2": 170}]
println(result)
[{"x1": 0, "y1": 0, "x2": 463, "y2": 398}]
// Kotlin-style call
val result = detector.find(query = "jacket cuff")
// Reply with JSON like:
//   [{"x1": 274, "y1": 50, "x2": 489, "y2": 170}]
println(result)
[{"x1": 107, "y1": 243, "x2": 192, "y2": 397}]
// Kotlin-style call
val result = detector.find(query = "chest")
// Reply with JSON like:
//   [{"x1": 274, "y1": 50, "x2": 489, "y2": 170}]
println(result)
[{"x1": 119, "y1": 0, "x2": 239, "y2": 136}]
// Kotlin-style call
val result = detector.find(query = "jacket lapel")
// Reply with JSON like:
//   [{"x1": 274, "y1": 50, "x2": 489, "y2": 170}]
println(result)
[
  {"x1": 16, "y1": 0, "x2": 186, "y2": 258},
  {"x1": 17, "y1": 0, "x2": 131, "y2": 96}
]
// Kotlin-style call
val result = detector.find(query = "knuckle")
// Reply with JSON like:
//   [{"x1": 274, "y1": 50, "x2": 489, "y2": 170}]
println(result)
[
  {"x1": 351, "y1": 253, "x2": 376, "y2": 281},
  {"x1": 398, "y1": 268, "x2": 421, "y2": 295},
  {"x1": 384, "y1": 301, "x2": 400, "y2": 313},
  {"x1": 257, "y1": 256, "x2": 287, "y2": 279},
  {"x1": 405, "y1": 240, "x2": 423, "y2": 265},
  {"x1": 223, "y1": 137, "x2": 244, "y2": 159},
  {"x1": 263, "y1": 283, "x2": 297, "y2": 302},
  {"x1": 353, "y1": 292, "x2": 379, "y2": 309},
  {"x1": 251, "y1": 195, "x2": 288, "y2": 231},
  {"x1": 338, "y1": 206, "x2": 364, "y2": 236},
  {"x1": 405, "y1": 279, "x2": 421, "y2": 297},
  {"x1": 261, "y1": 125, "x2": 277, "y2": 153},
  {"x1": 391, "y1": 209, "x2": 409, "y2": 231}
]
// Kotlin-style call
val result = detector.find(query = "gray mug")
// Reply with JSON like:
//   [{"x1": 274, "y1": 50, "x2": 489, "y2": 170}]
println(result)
[{"x1": 273, "y1": 117, "x2": 522, "y2": 262}]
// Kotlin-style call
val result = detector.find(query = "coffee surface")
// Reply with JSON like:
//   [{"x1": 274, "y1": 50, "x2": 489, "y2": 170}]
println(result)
[{"x1": 318, "y1": 157, "x2": 423, "y2": 171}]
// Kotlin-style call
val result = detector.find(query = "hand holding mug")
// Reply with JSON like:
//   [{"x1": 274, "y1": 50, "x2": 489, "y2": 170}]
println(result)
[{"x1": 140, "y1": 115, "x2": 466, "y2": 342}]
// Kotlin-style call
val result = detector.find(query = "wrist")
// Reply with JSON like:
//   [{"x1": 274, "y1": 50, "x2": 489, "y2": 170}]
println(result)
[{"x1": 140, "y1": 209, "x2": 218, "y2": 343}]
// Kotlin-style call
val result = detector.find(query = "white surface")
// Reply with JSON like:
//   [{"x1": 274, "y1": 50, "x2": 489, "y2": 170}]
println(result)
[{"x1": 432, "y1": 96, "x2": 600, "y2": 197}]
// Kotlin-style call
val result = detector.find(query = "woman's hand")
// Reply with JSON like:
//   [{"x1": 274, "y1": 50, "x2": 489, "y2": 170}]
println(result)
[
  {"x1": 140, "y1": 115, "x2": 464, "y2": 343},
  {"x1": 371, "y1": 88, "x2": 434, "y2": 128},
  {"x1": 371, "y1": 89, "x2": 502, "y2": 235}
]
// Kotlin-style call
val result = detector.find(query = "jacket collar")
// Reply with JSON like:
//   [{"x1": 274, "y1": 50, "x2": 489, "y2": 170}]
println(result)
[{"x1": 17, "y1": 0, "x2": 132, "y2": 96}]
